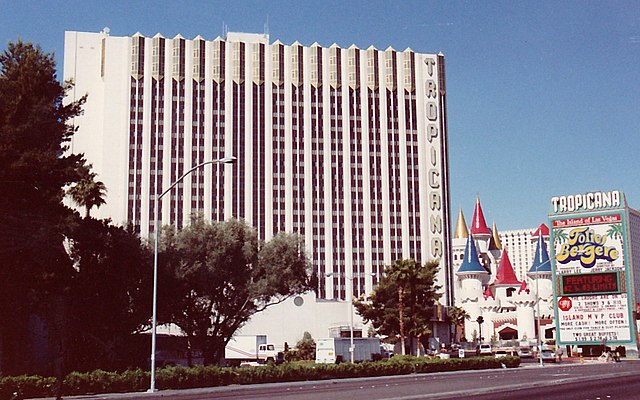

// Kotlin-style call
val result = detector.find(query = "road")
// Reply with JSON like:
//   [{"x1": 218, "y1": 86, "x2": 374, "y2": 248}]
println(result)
[{"x1": 41, "y1": 360, "x2": 640, "y2": 400}]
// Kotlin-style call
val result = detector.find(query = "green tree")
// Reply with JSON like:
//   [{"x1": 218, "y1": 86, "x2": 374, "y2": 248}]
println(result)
[
  {"x1": 67, "y1": 165, "x2": 107, "y2": 218},
  {"x1": 288, "y1": 331, "x2": 316, "y2": 361},
  {"x1": 158, "y1": 217, "x2": 316, "y2": 365},
  {"x1": 389, "y1": 259, "x2": 412, "y2": 355},
  {"x1": 64, "y1": 217, "x2": 152, "y2": 371},
  {"x1": 0, "y1": 40, "x2": 86, "y2": 374},
  {"x1": 448, "y1": 306, "x2": 470, "y2": 343},
  {"x1": 354, "y1": 259, "x2": 441, "y2": 356},
  {"x1": 490, "y1": 333, "x2": 498, "y2": 346}
]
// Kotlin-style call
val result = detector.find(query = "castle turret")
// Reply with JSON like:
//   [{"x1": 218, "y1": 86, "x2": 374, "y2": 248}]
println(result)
[
  {"x1": 456, "y1": 234, "x2": 488, "y2": 339},
  {"x1": 511, "y1": 279, "x2": 536, "y2": 340},
  {"x1": 492, "y1": 249, "x2": 521, "y2": 308},
  {"x1": 531, "y1": 223, "x2": 550, "y2": 240},
  {"x1": 454, "y1": 208, "x2": 469, "y2": 240},
  {"x1": 486, "y1": 221, "x2": 502, "y2": 275},
  {"x1": 452, "y1": 208, "x2": 469, "y2": 273},
  {"x1": 489, "y1": 221, "x2": 502, "y2": 250},
  {"x1": 478, "y1": 285, "x2": 501, "y2": 343},
  {"x1": 528, "y1": 234, "x2": 553, "y2": 318},
  {"x1": 470, "y1": 196, "x2": 492, "y2": 253}
]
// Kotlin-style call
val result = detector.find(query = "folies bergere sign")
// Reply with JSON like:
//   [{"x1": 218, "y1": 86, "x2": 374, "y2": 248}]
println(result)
[{"x1": 549, "y1": 190, "x2": 636, "y2": 346}]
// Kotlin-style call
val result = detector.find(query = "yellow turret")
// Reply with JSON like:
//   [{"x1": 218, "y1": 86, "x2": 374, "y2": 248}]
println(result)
[
  {"x1": 454, "y1": 208, "x2": 469, "y2": 239},
  {"x1": 490, "y1": 221, "x2": 502, "y2": 250}
]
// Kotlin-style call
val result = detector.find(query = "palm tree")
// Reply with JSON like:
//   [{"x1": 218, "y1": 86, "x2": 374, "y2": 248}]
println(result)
[
  {"x1": 68, "y1": 167, "x2": 107, "y2": 218},
  {"x1": 448, "y1": 306, "x2": 470, "y2": 343},
  {"x1": 554, "y1": 229, "x2": 568, "y2": 245},
  {"x1": 387, "y1": 259, "x2": 418, "y2": 355},
  {"x1": 606, "y1": 224, "x2": 623, "y2": 240}
]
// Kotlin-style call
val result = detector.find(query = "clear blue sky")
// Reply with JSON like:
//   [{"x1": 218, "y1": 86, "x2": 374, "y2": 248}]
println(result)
[{"x1": 2, "y1": 0, "x2": 638, "y2": 230}]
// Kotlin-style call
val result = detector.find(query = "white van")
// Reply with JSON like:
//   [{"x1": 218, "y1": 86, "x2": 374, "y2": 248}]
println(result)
[{"x1": 476, "y1": 344, "x2": 492, "y2": 356}]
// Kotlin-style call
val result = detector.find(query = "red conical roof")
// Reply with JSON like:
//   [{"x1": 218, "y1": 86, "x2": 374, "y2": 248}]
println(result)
[
  {"x1": 532, "y1": 223, "x2": 550, "y2": 238},
  {"x1": 518, "y1": 280, "x2": 530, "y2": 295},
  {"x1": 483, "y1": 284, "x2": 495, "y2": 300},
  {"x1": 494, "y1": 249, "x2": 521, "y2": 285},
  {"x1": 470, "y1": 196, "x2": 491, "y2": 235}
]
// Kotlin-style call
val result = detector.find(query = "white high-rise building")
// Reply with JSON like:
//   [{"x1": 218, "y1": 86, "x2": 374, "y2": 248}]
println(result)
[
  {"x1": 63, "y1": 29, "x2": 452, "y2": 344},
  {"x1": 499, "y1": 224, "x2": 550, "y2": 280}
]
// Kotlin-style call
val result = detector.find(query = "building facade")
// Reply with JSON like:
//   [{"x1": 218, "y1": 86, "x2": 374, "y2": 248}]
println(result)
[{"x1": 63, "y1": 30, "x2": 452, "y2": 344}]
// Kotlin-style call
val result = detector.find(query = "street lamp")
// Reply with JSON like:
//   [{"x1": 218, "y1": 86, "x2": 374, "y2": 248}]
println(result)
[
  {"x1": 531, "y1": 255, "x2": 558, "y2": 367},
  {"x1": 149, "y1": 156, "x2": 236, "y2": 392},
  {"x1": 529, "y1": 234, "x2": 581, "y2": 367},
  {"x1": 476, "y1": 315, "x2": 484, "y2": 344},
  {"x1": 534, "y1": 265, "x2": 544, "y2": 367}
]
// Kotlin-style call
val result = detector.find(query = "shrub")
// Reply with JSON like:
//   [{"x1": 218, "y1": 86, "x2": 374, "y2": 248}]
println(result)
[
  {"x1": 0, "y1": 355, "x2": 520, "y2": 398},
  {"x1": 64, "y1": 370, "x2": 118, "y2": 395},
  {"x1": 0, "y1": 375, "x2": 56, "y2": 399},
  {"x1": 156, "y1": 365, "x2": 236, "y2": 389}
]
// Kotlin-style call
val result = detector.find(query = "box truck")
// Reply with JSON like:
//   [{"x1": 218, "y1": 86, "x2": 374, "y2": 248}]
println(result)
[
  {"x1": 224, "y1": 335, "x2": 283, "y2": 366},
  {"x1": 315, "y1": 337, "x2": 381, "y2": 363}
]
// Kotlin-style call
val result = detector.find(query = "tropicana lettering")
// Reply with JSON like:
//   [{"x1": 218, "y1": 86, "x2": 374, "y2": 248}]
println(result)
[
  {"x1": 551, "y1": 191, "x2": 621, "y2": 213},
  {"x1": 556, "y1": 227, "x2": 619, "y2": 268},
  {"x1": 425, "y1": 56, "x2": 443, "y2": 258}
]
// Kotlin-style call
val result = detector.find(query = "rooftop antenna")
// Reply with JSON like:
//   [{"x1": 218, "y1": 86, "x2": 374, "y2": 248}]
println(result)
[{"x1": 264, "y1": 15, "x2": 269, "y2": 36}]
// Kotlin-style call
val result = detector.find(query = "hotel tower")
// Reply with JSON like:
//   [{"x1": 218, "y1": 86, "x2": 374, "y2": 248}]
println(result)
[{"x1": 64, "y1": 30, "x2": 453, "y2": 335}]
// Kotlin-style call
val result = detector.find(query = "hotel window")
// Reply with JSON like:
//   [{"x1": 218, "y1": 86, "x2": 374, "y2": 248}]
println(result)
[
  {"x1": 172, "y1": 37, "x2": 185, "y2": 79},
  {"x1": 192, "y1": 39, "x2": 205, "y2": 81},
  {"x1": 101, "y1": 38, "x2": 106, "y2": 78},
  {"x1": 131, "y1": 35, "x2": 144, "y2": 77}
]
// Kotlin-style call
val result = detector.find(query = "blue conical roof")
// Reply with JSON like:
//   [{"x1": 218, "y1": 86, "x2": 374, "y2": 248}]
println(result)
[
  {"x1": 529, "y1": 234, "x2": 551, "y2": 273},
  {"x1": 457, "y1": 235, "x2": 487, "y2": 274}
]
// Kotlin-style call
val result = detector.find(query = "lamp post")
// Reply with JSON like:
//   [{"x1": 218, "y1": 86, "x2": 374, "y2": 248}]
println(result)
[
  {"x1": 535, "y1": 267, "x2": 544, "y2": 367},
  {"x1": 349, "y1": 292, "x2": 355, "y2": 363},
  {"x1": 149, "y1": 156, "x2": 236, "y2": 392},
  {"x1": 476, "y1": 316, "x2": 484, "y2": 344},
  {"x1": 529, "y1": 236, "x2": 578, "y2": 367},
  {"x1": 532, "y1": 256, "x2": 554, "y2": 367}
]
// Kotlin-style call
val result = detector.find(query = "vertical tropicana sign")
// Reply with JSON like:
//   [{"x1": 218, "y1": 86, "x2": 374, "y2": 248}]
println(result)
[{"x1": 549, "y1": 190, "x2": 636, "y2": 346}]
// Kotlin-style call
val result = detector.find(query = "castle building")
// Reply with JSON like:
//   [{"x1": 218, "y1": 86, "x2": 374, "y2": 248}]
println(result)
[
  {"x1": 453, "y1": 197, "x2": 554, "y2": 343},
  {"x1": 63, "y1": 30, "x2": 452, "y2": 345}
]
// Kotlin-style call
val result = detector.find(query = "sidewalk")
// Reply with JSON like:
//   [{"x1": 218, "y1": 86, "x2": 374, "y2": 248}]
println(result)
[{"x1": 522, "y1": 356, "x2": 628, "y2": 366}]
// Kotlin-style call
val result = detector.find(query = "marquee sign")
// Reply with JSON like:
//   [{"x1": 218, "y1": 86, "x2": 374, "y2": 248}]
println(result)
[
  {"x1": 561, "y1": 272, "x2": 620, "y2": 295},
  {"x1": 556, "y1": 294, "x2": 631, "y2": 343},
  {"x1": 551, "y1": 190, "x2": 623, "y2": 214},
  {"x1": 550, "y1": 190, "x2": 636, "y2": 346}
]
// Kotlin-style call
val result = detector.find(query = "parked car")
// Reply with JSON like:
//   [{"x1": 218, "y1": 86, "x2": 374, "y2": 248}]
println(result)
[
  {"x1": 518, "y1": 347, "x2": 533, "y2": 358},
  {"x1": 494, "y1": 350, "x2": 509, "y2": 358},
  {"x1": 380, "y1": 346, "x2": 394, "y2": 359},
  {"x1": 476, "y1": 344, "x2": 493, "y2": 356},
  {"x1": 239, "y1": 361, "x2": 264, "y2": 367},
  {"x1": 538, "y1": 349, "x2": 556, "y2": 363}
]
